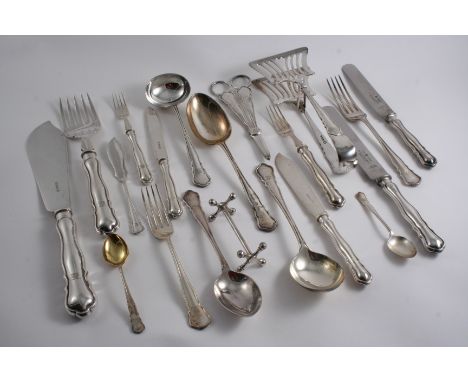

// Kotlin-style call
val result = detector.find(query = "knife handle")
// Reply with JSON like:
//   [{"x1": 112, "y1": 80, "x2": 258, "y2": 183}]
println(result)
[
  {"x1": 125, "y1": 127, "x2": 153, "y2": 184},
  {"x1": 82, "y1": 151, "x2": 119, "y2": 234},
  {"x1": 159, "y1": 158, "x2": 183, "y2": 218},
  {"x1": 387, "y1": 117, "x2": 437, "y2": 167},
  {"x1": 318, "y1": 214, "x2": 372, "y2": 285},
  {"x1": 297, "y1": 145, "x2": 345, "y2": 208},
  {"x1": 379, "y1": 178, "x2": 445, "y2": 252},
  {"x1": 55, "y1": 210, "x2": 96, "y2": 317}
]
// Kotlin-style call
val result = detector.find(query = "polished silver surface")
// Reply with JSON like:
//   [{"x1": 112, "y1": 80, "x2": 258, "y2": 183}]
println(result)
[
  {"x1": 210, "y1": 74, "x2": 271, "y2": 160},
  {"x1": 112, "y1": 93, "x2": 152, "y2": 185},
  {"x1": 249, "y1": 47, "x2": 357, "y2": 172},
  {"x1": 183, "y1": 190, "x2": 262, "y2": 317},
  {"x1": 327, "y1": 75, "x2": 421, "y2": 186},
  {"x1": 209, "y1": 193, "x2": 267, "y2": 272},
  {"x1": 107, "y1": 138, "x2": 145, "y2": 235},
  {"x1": 186, "y1": 93, "x2": 277, "y2": 232},
  {"x1": 255, "y1": 163, "x2": 344, "y2": 291},
  {"x1": 275, "y1": 154, "x2": 372, "y2": 285},
  {"x1": 59, "y1": 94, "x2": 119, "y2": 234},
  {"x1": 355, "y1": 192, "x2": 417, "y2": 258},
  {"x1": 26, "y1": 121, "x2": 96, "y2": 318},
  {"x1": 342, "y1": 64, "x2": 437, "y2": 167},
  {"x1": 325, "y1": 106, "x2": 445, "y2": 253},
  {"x1": 145, "y1": 73, "x2": 211, "y2": 187},
  {"x1": 145, "y1": 108, "x2": 183, "y2": 218},
  {"x1": 267, "y1": 104, "x2": 345, "y2": 208}
]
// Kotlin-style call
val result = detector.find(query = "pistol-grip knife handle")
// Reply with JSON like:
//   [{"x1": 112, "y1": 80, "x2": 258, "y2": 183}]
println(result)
[{"x1": 379, "y1": 177, "x2": 444, "y2": 252}]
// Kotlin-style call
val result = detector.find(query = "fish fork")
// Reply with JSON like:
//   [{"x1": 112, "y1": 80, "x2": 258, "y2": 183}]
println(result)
[
  {"x1": 141, "y1": 185, "x2": 211, "y2": 330},
  {"x1": 267, "y1": 105, "x2": 345, "y2": 208},
  {"x1": 327, "y1": 76, "x2": 421, "y2": 187},
  {"x1": 60, "y1": 94, "x2": 119, "y2": 233},
  {"x1": 112, "y1": 93, "x2": 152, "y2": 185}
]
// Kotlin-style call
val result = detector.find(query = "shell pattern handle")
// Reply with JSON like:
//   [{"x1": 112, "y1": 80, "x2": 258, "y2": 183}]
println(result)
[
  {"x1": 159, "y1": 158, "x2": 183, "y2": 218},
  {"x1": 297, "y1": 145, "x2": 345, "y2": 208},
  {"x1": 55, "y1": 210, "x2": 96, "y2": 317},
  {"x1": 82, "y1": 150, "x2": 119, "y2": 234},
  {"x1": 387, "y1": 117, "x2": 437, "y2": 167},
  {"x1": 318, "y1": 214, "x2": 372, "y2": 285},
  {"x1": 379, "y1": 177, "x2": 445, "y2": 252},
  {"x1": 125, "y1": 125, "x2": 153, "y2": 184}
]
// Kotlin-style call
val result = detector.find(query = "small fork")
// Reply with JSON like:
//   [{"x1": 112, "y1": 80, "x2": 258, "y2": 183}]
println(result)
[
  {"x1": 59, "y1": 94, "x2": 119, "y2": 233},
  {"x1": 112, "y1": 93, "x2": 152, "y2": 185},
  {"x1": 141, "y1": 185, "x2": 211, "y2": 330},
  {"x1": 267, "y1": 105, "x2": 344, "y2": 208},
  {"x1": 327, "y1": 76, "x2": 421, "y2": 187}
]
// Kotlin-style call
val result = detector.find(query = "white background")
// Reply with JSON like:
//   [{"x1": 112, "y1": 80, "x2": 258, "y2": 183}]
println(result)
[{"x1": 1, "y1": 36, "x2": 467, "y2": 346}]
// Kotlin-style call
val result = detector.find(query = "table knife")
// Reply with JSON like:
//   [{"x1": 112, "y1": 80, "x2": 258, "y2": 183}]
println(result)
[
  {"x1": 26, "y1": 121, "x2": 96, "y2": 317},
  {"x1": 145, "y1": 108, "x2": 182, "y2": 218},
  {"x1": 276, "y1": 153, "x2": 372, "y2": 285},
  {"x1": 324, "y1": 106, "x2": 445, "y2": 253},
  {"x1": 342, "y1": 64, "x2": 437, "y2": 167}
]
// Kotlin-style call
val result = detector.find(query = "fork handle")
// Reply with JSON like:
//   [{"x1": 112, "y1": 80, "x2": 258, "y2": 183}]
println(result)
[
  {"x1": 125, "y1": 126, "x2": 153, "y2": 184},
  {"x1": 298, "y1": 145, "x2": 345, "y2": 208},
  {"x1": 387, "y1": 116, "x2": 437, "y2": 167},
  {"x1": 82, "y1": 151, "x2": 119, "y2": 234}
]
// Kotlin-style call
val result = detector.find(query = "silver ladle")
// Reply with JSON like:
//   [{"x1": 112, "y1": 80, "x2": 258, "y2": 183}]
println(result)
[
  {"x1": 183, "y1": 190, "x2": 262, "y2": 317},
  {"x1": 145, "y1": 73, "x2": 211, "y2": 187},
  {"x1": 356, "y1": 192, "x2": 417, "y2": 258}
]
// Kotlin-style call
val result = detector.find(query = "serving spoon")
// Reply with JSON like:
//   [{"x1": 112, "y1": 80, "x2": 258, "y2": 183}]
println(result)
[
  {"x1": 183, "y1": 190, "x2": 262, "y2": 317},
  {"x1": 145, "y1": 73, "x2": 211, "y2": 187},
  {"x1": 103, "y1": 233, "x2": 146, "y2": 333},
  {"x1": 256, "y1": 163, "x2": 344, "y2": 291},
  {"x1": 186, "y1": 93, "x2": 277, "y2": 232},
  {"x1": 355, "y1": 192, "x2": 417, "y2": 258}
]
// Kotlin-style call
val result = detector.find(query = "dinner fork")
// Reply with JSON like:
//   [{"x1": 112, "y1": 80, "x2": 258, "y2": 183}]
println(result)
[
  {"x1": 327, "y1": 76, "x2": 421, "y2": 187},
  {"x1": 60, "y1": 94, "x2": 119, "y2": 233},
  {"x1": 267, "y1": 105, "x2": 345, "y2": 208},
  {"x1": 112, "y1": 93, "x2": 152, "y2": 184},
  {"x1": 141, "y1": 185, "x2": 211, "y2": 330}
]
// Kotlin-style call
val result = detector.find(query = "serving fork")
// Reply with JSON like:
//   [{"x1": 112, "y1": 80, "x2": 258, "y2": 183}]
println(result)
[
  {"x1": 267, "y1": 105, "x2": 344, "y2": 208},
  {"x1": 327, "y1": 76, "x2": 421, "y2": 187},
  {"x1": 141, "y1": 185, "x2": 211, "y2": 330},
  {"x1": 59, "y1": 94, "x2": 119, "y2": 234},
  {"x1": 112, "y1": 93, "x2": 152, "y2": 184}
]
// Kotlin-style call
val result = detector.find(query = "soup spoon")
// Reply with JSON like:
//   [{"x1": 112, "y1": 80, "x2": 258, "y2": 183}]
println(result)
[
  {"x1": 183, "y1": 190, "x2": 262, "y2": 316},
  {"x1": 103, "y1": 233, "x2": 145, "y2": 333}
]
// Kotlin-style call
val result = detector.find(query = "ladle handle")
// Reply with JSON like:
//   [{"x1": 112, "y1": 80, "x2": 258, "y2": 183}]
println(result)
[
  {"x1": 378, "y1": 177, "x2": 445, "y2": 252},
  {"x1": 55, "y1": 209, "x2": 96, "y2": 317},
  {"x1": 183, "y1": 190, "x2": 230, "y2": 270},
  {"x1": 318, "y1": 214, "x2": 372, "y2": 285},
  {"x1": 221, "y1": 144, "x2": 277, "y2": 232}
]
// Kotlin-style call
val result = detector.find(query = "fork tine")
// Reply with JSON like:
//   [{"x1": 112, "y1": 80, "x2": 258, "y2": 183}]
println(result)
[
  {"x1": 59, "y1": 98, "x2": 69, "y2": 131},
  {"x1": 338, "y1": 75, "x2": 360, "y2": 111},
  {"x1": 87, "y1": 94, "x2": 100, "y2": 125},
  {"x1": 66, "y1": 98, "x2": 76, "y2": 129},
  {"x1": 328, "y1": 77, "x2": 352, "y2": 114},
  {"x1": 334, "y1": 76, "x2": 355, "y2": 113},
  {"x1": 151, "y1": 185, "x2": 171, "y2": 229},
  {"x1": 120, "y1": 93, "x2": 127, "y2": 110},
  {"x1": 141, "y1": 187, "x2": 159, "y2": 232},
  {"x1": 73, "y1": 96, "x2": 83, "y2": 125},
  {"x1": 81, "y1": 94, "x2": 90, "y2": 124}
]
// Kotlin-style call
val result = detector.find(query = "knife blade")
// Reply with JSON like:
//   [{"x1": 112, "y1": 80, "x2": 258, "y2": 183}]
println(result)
[
  {"x1": 324, "y1": 106, "x2": 445, "y2": 253},
  {"x1": 145, "y1": 108, "x2": 182, "y2": 218},
  {"x1": 342, "y1": 64, "x2": 437, "y2": 167},
  {"x1": 26, "y1": 121, "x2": 96, "y2": 317},
  {"x1": 275, "y1": 154, "x2": 372, "y2": 285}
]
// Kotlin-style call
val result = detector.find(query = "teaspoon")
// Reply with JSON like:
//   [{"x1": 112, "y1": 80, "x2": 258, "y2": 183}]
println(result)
[
  {"x1": 103, "y1": 233, "x2": 146, "y2": 333},
  {"x1": 355, "y1": 192, "x2": 417, "y2": 258},
  {"x1": 183, "y1": 190, "x2": 262, "y2": 316},
  {"x1": 256, "y1": 164, "x2": 344, "y2": 291}
]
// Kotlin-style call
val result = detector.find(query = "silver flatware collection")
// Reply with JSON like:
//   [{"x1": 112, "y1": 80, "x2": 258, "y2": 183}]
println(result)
[{"x1": 25, "y1": 45, "x2": 444, "y2": 332}]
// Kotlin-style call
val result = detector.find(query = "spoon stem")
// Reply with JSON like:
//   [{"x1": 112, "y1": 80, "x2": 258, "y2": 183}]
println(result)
[
  {"x1": 118, "y1": 267, "x2": 145, "y2": 334},
  {"x1": 355, "y1": 192, "x2": 392, "y2": 235}
]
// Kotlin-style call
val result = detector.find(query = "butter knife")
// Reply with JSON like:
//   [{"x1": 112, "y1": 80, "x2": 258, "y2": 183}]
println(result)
[
  {"x1": 342, "y1": 64, "x2": 437, "y2": 167},
  {"x1": 145, "y1": 108, "x2": 183, "y2": 218}
]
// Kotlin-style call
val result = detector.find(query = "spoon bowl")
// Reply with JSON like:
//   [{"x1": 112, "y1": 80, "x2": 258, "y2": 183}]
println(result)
[
  {"x1": 187, "y1": 93, "x2": 231, "y2": 145},
  {"x1": 145, "y1": 73, "x2": 190, "y2": 108},
  {"x1": 387, "y1": 234, "x2": 417, "y2": 258},
  {"x1": 290, "y1": 246, "x2": 345, "y2": 291},
  {"x1": 103, "y1": 233, "x2": 129, "y2": 266},
  {"x1": 214, "y1": 270, "x2": 262, "y2": 317}
]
